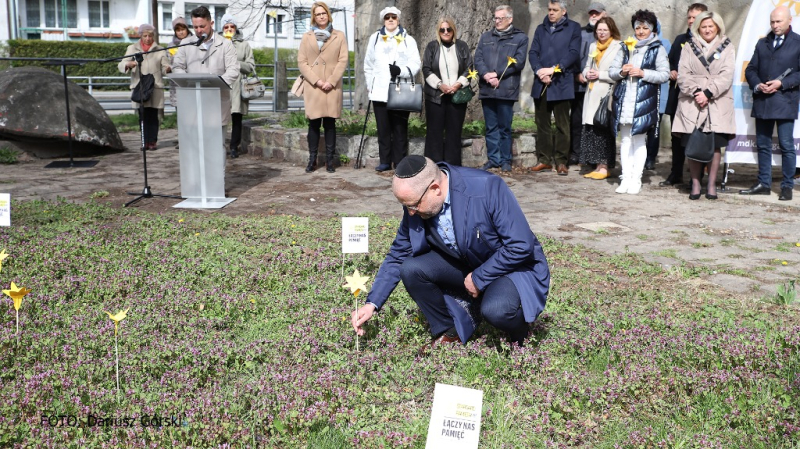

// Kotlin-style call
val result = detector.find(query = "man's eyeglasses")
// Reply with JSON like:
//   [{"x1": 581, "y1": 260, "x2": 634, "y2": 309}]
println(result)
[
  {"x1": 439, "y1": 27, "x2": 453, "y2": 34},
  {"x1": 493, "y1": 16, "x2": 509, "y2": 22},
  {"x1": 314, "y1": 12, "x2": 328, "y2": 17},
  {"x1": 405, "y1": 178, "x2": 435, "y2": 211},
  {"x1": 384, "y1": 14, "x2": 398, "y2": 20}
]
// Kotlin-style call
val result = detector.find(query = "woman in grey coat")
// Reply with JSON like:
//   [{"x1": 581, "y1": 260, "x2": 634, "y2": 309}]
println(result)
[
  {"x1": 609, "y1": 10, "x2": 669, "y2": 195},
  {"x1": 220, "y1": 14, "x2": 256, "y2": 158}
]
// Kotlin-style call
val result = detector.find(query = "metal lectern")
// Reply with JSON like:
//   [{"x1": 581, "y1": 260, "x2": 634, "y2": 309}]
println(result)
[{"x1": 168, "y1": 73, "x2": 236, "y2": 209}]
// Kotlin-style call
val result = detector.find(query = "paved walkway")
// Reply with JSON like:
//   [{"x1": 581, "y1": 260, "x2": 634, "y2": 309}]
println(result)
[{"x1": 3, "y1": 128, "x2": 799, "y2": 299}]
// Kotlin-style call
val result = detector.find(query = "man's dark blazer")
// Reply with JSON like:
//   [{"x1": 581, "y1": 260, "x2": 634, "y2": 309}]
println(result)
[
  {"x1": 745, "y1": 29, "x2": 800, "y2": 120},
  {"x1": 366, "y1": 163, "x2": 550, "y2": 343}
]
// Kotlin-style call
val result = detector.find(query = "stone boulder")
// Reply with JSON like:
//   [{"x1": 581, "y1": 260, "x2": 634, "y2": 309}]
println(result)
[{"x1": 0, "y1": 66, "x2": 124, "y2": 158}]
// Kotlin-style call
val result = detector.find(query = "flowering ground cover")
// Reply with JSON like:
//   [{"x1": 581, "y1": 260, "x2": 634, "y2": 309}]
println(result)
[{"x1": 0, "y1": 199, "x2": 798, "y2": 448}]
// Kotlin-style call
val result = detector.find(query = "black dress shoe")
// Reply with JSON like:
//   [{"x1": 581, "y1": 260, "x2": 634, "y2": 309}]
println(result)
[
  {"x1": 659, "y1": 178, "x2": 682, "y2": 187},
  {"x1": 644, "y1": 160, "x2": 655, "y2": 171},
  {"x1": 779, "y1": 187, "x2": 793, "y2": 201},
  {"x1": 375, "y1": 163, "x2": 392, "y2": 172},
  {"x1": 739, "y1": 184, "x2": 771, "y2": 195}
]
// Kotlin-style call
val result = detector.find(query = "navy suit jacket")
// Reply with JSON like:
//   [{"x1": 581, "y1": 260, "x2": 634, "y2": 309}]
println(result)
[
  {"x1": 745, "y1": 30, "x2": 800, "y2": 120},
  {"x1": 529, "y1": 14, "x2": 582, "y2": 101},
  {"x1": 366, "y1": 163, "x2": 550, "y2": 342}
]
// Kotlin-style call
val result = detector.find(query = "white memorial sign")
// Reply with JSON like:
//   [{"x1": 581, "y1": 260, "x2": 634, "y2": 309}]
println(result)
[
  {"x1": 341, "y1": 217, "x2": 369, "y2": 254},
  {"x1": 425, "y1": 383, "x2": 483, "y2": 449},
  {"x1": 0, "y1": 194, "x2": 10, "y2": 227}
]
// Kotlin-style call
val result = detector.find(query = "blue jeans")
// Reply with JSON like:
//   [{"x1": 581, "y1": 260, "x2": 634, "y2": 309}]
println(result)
[
  {"x1": 755, "y1": 119, "x2": 797, "y2": 189},
  {"x1": 481, "y1": 98, "x2": 515, "y2": 166},
  {"x1": 399, "y1": 249, "x2": 528, "y2": 343}
]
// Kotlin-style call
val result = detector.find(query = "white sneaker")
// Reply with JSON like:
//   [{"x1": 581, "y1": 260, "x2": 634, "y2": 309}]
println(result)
[
  {"x1": 627, "y1": 181, "x2": 642, "y2": 195},
  {"x1": 615, "y1": 179, "x2": 629, "y2": 194}
]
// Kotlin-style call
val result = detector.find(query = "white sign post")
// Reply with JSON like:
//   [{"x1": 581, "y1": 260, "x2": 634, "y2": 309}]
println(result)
[
  {"x1": 426, "y1": 383, "x2": 483, "y2": 449},
  {"x1": 342, "y1": 217, "x2": 369, "y2": 351},
  {"x1": 0, "y1": 194, "x2": 10, "y2": 227}
]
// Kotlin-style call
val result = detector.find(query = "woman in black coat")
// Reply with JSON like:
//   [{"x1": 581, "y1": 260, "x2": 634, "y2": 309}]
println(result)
[{"x1": 422, "y1": 17, "x2": 473, "y2": 166}]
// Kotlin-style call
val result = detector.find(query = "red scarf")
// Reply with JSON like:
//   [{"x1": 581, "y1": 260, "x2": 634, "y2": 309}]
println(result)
[{"x1": 140, "y1": 41, "x2": 152, "y2": 52}]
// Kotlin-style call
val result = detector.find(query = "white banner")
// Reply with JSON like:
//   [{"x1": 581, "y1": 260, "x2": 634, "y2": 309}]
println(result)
[
  {"x1": 425, "y1": 383, "x2": 483, "y2": 449},
  {"x1": 341, "y1": 217, "x2": 369, "y2": 254},
  {"x1": 728, "y1": 0, "x2": 800, "y2": 167},
  {"x1": 0, "y1": 194, "x2": 9, "y2": 227}
]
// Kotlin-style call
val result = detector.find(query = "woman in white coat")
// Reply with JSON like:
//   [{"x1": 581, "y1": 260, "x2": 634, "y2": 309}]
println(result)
[
  {"x1": 363, "y1": 6, "x2": 421, "y2": 172},
  {"x1": 580, "y1": 17, "x2": 622, "y2": 180}
]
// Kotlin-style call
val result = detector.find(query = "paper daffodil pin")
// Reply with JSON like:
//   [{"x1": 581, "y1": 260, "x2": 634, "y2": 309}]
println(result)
[
  {"x1": 0, "y1": 249, "x2": 8, "y2": 272},
  {"x1": 506, "y1": 56, "x2": 517, "y2": 67},
  {"x1": 588, "y1": 49, "x2": 599, "y2": 62},
  {"x1": 382, "y1": 35, "x2": 388, "y2": 42},
  {"x1": 467, "y1": 68, "x2": 479, "y2": 80},
  {"x1": 3, "y1": 282, "x2": 31, "y2": 311},
  {"x1": 344, "y1": 270, "x2": 370, "y2": 297},
  {"x1": 105, "y1": 308, "x2": 130, "y2": 335},
  {"x1": 624, "y1": 36, "x2": 637, "y2": 51},
  {"x1": 395, "y1": 35, "x2": 404, "y2": 44},
  {"x1": 553, "y1": 64, "x2": 561, "y2": 73},
  {"x1": 168, "y1": 47, "x2": 177, "y2": 56}
]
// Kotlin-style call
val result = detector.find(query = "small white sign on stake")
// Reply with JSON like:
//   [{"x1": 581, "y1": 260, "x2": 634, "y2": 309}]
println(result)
[
  {"x1": 341, "y1": 217, "x2": 369, "y2": 254},
  {"x1": 426, "y1": 383, "x2": 483, "y2": 449},
  {"x1": 0, "y1": 194, "x2": 10, "y2": 227}
]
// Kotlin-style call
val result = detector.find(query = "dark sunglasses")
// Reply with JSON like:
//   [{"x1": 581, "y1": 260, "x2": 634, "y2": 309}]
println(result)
[
  {"x1": 439, "y1": 27, "x2": 453, "y2": 33},
  {"x1": 384, "y1": 14, "x2": 398, "y2": 20}
]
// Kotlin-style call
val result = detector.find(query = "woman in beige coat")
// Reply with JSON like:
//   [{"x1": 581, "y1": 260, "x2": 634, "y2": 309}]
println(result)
[
  {"x1": 297, "y1": 1, "x2": 349, "y2": 173},
  {"x1": 580, "y1": 17, "x2": 622, "y2": 180},
  {"x1": 220, "y1": 14, "x2": 256, "y2": 158},
  {"x1": 672, "y1": 11, "x2": 735, "y2": 200},
  {"x1": 119, "y1": 24, "x2": 171, "y2": 150}
]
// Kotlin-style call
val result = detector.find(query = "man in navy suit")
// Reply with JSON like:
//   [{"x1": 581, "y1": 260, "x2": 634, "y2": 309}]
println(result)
[
  {"x1": 350, "y1": 156, "x2": 550, "y2": 351},
  {"x1": 740, "y1": 6, "x2": 800, "y2": 201}
]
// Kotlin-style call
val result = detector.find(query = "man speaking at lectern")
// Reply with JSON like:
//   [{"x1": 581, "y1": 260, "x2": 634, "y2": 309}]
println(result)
[{"x1": 172, "y1": 6, "x2": 240, "y2": 148}]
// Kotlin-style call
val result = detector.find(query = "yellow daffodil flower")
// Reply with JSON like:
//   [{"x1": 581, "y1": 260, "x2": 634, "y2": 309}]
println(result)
[
  {"x1": 553, "y1": 64, "x2": 561, "y2": 73},
  {"x1": 624, "y1": 36, "x2": 637, "y2": 52},
  {"x1": 178, "y1": 218, "x2": 184, "y2": 223},
  {"x1": 782, "y1": 261, "x2": 788, "y2": 265},
  {"x1": 344, "y1": 269, "x2": 370, "y2": 297},
  {"x1": 168, "y1": 47, "x2": 177, "y2": 56},
  {"x1": 105, "y1": 308, "x2": 130, "y2": 335},
  {"x1": 507, "y1": 56, "x2": 517, "y2": 67},
  {"x1": 3, "y1": 282, "x2": 31, "y2": 311},
  {"x1": 467, "y1": 68, "x2": 478, "y2": 80},
  {"x1": 0, "y1": 249, "x2": 8, "y2": 272},
  {"x1": 588, "y1": 49, "x2": 599, "y2": 62}
]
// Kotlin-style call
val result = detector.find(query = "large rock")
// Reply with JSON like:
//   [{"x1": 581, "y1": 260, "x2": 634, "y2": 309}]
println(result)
[{"x1": 0, "y1": 66, "x2": 124, "y2": 158}]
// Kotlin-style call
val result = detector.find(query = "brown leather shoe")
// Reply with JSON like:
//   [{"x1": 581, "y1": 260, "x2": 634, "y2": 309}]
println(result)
[
  {"x1": 529, "y1": 163, "x2": 553, "y2": 172},
  {"x1": 557, "y1": 164, "x2": 568, "y2": 175},
  {"x1": 418, "y1": 333, "x2": 461, "y2": 356}
]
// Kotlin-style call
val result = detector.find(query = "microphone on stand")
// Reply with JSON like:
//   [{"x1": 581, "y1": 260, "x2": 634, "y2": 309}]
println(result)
[{"x1": 195, "y1": 34, "x2": 207, "y2": 46}]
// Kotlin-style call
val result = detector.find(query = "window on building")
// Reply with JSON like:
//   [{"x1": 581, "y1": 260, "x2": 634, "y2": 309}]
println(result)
[
  {"x1": 294, "y1": 7, "x2": 310, "y2": 36},
  {"x1": 88, "y1": 0, "x2": 110, "y2": 28},
  {"x1": 266, "y1": 13, "x2": 284, "y2": 34},
  {"x1": 25, "y1": 1, "x2": 40, "y2": 27},
  {"x1": 43, "y1": 0, "x2": 77, "y2": 28},
  {"x1": 184, "y1": 3, "x2": 226, "y2": 32}
]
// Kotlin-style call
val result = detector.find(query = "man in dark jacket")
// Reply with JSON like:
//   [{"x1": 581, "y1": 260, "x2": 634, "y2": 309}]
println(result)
[
  {"x1": 660, "y1": 3, "x2": 707, "y2": 187},
  {"x1": 351, "y1": 156, "x2": 550, "y2": 351},
  {"x1": 529, "y1": 0, "x2": 581, "y2": 175},
  {"x1": 740, "y1": 5, "x2": 800, "y2": 201},
  {"x1": 569, "y1": 2, "x2": 606, "y2": 166},
  {"x1": 474, "y1": 5, "x2": 529, "y2": 172}
]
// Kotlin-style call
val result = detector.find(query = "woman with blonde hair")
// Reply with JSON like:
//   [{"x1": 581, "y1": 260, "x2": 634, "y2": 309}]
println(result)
[
  {"x1": 421, "y1": 17, "x2": 472, "y2": 166},
  {"x1": 671, "y1": 11, "x2": 735, "y2": 200},
  {"x1": 118, "y1": 24, "x2": 171, "y2": 150},
  {"x1": 298, "y1": 1, "x2": 349, "y2": 172}
]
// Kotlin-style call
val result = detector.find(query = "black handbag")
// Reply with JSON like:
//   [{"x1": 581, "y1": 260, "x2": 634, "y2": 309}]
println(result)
[
  {"x1": 685, "y1": 116, "x2": 715, "y2": 163},
  {"x1": 592, "y1": 87, "x2": 613, "y2": 128},
  {"x1": 131, "y1": 73, "x2": 155, "y2": 103},
  {"x1": 387, "y1": 67, "x2": 423, "y2": 112}
]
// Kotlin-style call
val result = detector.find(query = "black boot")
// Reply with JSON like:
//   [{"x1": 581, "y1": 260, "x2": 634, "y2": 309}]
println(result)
[
  {"x1": 305, "y1": 151, "x2": 317, "y2": 173},
  {"x1": 324, "y1": 125, "x2": 336, "y2": 173},
  {"x1": 229, "y1": 147, "x2": 239, "y2": 159}
]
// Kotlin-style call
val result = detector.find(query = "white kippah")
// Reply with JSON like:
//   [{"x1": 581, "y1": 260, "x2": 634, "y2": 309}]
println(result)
[{"x1": 379, "y1": 6, "x2": 401, "y2": 19}]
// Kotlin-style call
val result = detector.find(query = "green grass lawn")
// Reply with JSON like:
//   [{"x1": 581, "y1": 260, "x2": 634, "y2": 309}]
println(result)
[{"x1": 0, "y1": 200, "x2": 798, "y2": 447}]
